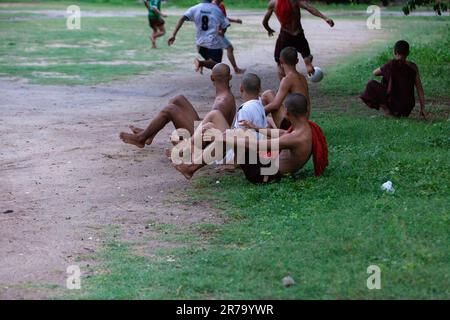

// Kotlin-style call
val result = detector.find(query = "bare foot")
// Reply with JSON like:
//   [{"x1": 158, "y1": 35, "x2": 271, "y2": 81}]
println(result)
[
  {"x1": 119, "y1": 132, "x2": 146, "y2": 148},
  {"x1": 216, "y1": 164, "x2": 236, "y2": 173},
  {"x1": 194, "y1": 58, "x2": 203, "y2": 75},
  {"x1": 150, "y1": 36, "x2": 157, "y2": 49},
  {"x1": 173, "y1": 163, "x2": 194, "y2": 180},
  {"x1": 234, "y1": 68, "x2": 246, "y2": 75},
  {"x1": 128, "y1": 125, "x2": 153, "y2": 145},
  {"x1": 129, "y1": 125, "x2": 143, "y2": 134}
]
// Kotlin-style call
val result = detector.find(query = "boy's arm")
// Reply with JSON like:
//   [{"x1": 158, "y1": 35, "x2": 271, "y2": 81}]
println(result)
[
  {"x1": 150, "y1": 6, "x2": 167, "y2": 18},
  {"x1": 238, "y1": 120, "x2": 287, "y2": 137},
  {"x1": 143, "y1": 0, "x2": 150, "y2": 10},
  {"x1": 241, "y1": 131, "x2": 294, "y2": 152},
  {"x1": 298, "y1": 1, "x2": 334, "y2": 27},
  {"x1": 373, "y1": 67, "x2": 382, "y2": 76},
  {"x1": 264, "y1": 79, "x2": 290, "y2": 114},
  {"x1": 228, "y1": 17, "x2": 243, "y2": 24},
  {"x1": 262, "y1": 0, "x2": 276, "y2": 37},
  {"x1": 168, "y1": 16, "x2": 188, "y2": 45},
  {"x1": 414, "y1": 68, "x2": 426, "y2": 118}
]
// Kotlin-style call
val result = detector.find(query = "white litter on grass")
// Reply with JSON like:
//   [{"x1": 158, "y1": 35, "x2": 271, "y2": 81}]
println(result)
[
  {"x1": 216, "y1": 180, "x2": 220, "y2": 184},
  {"x1": 381, "y1": 181, "x2": 395, "y2": 193},
  {"x1": 282, "y1": 276, "x2": 295, "y2": 287}
]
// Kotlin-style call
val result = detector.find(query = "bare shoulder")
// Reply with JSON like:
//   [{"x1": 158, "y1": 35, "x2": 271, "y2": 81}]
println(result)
[
  {"x1": 295, "y1": 72, "x2": 308, "y2": 84},
  {"x1": 215, "y1": 93, "x2": 235, "y2": 108},
  {"x1": 268, "y1": 0, "x2": 276, "y2": 9},
  {"x1": 406, "y1": 61, "x2": 419, "y2": 72}
]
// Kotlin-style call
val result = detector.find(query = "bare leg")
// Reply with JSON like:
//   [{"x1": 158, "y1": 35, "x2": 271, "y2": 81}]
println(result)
[
  {"x1": 277, "y1": 63, "x2": 285, "y2": 81},
  {"x1": 197, "y1": 59, "x2": 218, "y2": 71},
  {"x1": 120, "y1": 95, "x2": 200, "y2": 148},
  {"x1": 304, "y1": 56, "x2": 314, "y2": 76},
  {"x1": 174, "y1": 129, "x2": 256, "y2": 179},
  {"x1": 151, "y1": 25, "x2": 166, "y2": 49},
  {"x1": 173, "y1": 110, "x2": 230, "y2": 178},
  {"x1": 380, "y1": 104, "x2": 394, "y2": 117},
  {"x1": 261, "y1": 89, "x2": 285, "y2": 129},
  {"x1": 226, "y1": 46, "x2": 245, "y2": 74}
]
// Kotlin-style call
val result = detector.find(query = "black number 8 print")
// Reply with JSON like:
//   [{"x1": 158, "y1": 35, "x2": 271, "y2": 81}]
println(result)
[{"x1": 201, "y1": 15, "x2": 209, "y2": 31}]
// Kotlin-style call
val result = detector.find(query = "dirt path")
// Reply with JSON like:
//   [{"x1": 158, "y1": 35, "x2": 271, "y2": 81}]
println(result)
[{"x1": 0, "y1": 12, "x2": 384, "y2": 299}]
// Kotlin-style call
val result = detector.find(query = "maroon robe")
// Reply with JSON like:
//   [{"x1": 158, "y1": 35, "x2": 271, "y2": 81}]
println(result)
[{"x1": 360, "y1": 59, "x2": 418, "y2": 117}]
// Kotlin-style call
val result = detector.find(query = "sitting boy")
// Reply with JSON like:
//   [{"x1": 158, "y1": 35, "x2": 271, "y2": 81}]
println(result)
[{"x1": 360, "y1": 40, "x2": 426, "y2": 118}]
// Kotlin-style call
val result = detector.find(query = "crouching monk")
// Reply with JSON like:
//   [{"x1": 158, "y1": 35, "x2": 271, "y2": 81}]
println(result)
[
  {"x1": 360, "y1": 40, "x2": 426, "y2": 118},
  {"x1": 172, "y1": 93, "x2": 328, "y2": 184}
]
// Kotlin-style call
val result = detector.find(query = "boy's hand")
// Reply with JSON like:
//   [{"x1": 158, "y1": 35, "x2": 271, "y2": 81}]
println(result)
[
  {"x1": 325, "y1": 18, "x2": 334, "y2": 27},
  {"x1": 239, "y1": 120, "x2": 257, "y2": 130},
  {"x1": 236, "y1": 19, "x2": 243, "y2": 24},
  {"x1": 168, "y1": 36, "x2": 176, "y2": 46},
  {"x1": 267, "y1": 28, "x2": 275, "y2": 37}
]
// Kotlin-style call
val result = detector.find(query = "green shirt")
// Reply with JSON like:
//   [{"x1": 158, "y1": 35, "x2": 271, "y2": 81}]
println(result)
[{"x1": 148, "y1": 0, "x2": 161, "y2": 20}]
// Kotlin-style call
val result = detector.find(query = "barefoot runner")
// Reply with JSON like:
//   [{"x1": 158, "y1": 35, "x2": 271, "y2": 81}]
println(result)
[
  {"x1": 119, "y1": 64, "x2": 236, "y2": 148},
  {"x1": 172, "y1": 93, "x2": 329, "y2": 183},
  {"x1": 168, "y1": 0, "x2": 230, "y2": 74},
  {"x1": 213, "y1": 0, "x2": 246, "y2": 74},
  {"x1": 144, "y1": 0, "x2": 167, "y2": 49},
  {"x1": 263, "y1": 0, "x2": 334, "y2": 78}
]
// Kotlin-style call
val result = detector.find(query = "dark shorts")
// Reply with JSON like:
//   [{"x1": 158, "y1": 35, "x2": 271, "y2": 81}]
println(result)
[
  {"x1": 275, "y1": 30, "x2": 311, "y2": 63},
  {"x1": 360, "y1": 80, "x2": 414, "y2": 117},
  {"x1": 279, "y1": 118, "x2": 292, "y2": 131},
  {"x1": 239, "y1": 151, "x2": 282, "y2": 184},
  {"x1": 148, "y1": 16, "x2": 165, "y2": 30},
  {"x1": 198, "y1": 46, "x2": 223, "y2": 63}
]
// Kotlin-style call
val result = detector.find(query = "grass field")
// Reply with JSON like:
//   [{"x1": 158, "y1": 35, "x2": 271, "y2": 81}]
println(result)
[
  {"x1": 70, "y1": 16, "x2": 449, "y2": 299},
  {"x1": 0, "y1": 5, "x2": 262, "y2": 84}
]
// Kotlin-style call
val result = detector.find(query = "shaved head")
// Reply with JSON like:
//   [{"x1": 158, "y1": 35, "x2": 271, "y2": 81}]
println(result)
[
  {"x1": 285, "y1": 93, "x2": 308, "y2": 116},
  {"x1": 280, "y1": 47, "x2": 298, "y2": 66},
  {"x1": 211, "y1": 63, "x2": 231, "y2": 83},
  {"x1": 241, "y1": 73, "x2": 261, "y2": 95}
]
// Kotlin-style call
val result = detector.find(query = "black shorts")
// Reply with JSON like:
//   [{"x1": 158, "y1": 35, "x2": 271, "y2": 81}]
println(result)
[
  {"x1": 198, "y1": 46, "x2": 223, "y2": 63},
  {"x1": 148, "y1": 16, "x2": 165, "y2": 31},
  {"x1": 274, "y1": 29, "x2": 312, "y2": 63},
  {"x1": 239, "y1": 150, "x2": 282, "y2": 184}
]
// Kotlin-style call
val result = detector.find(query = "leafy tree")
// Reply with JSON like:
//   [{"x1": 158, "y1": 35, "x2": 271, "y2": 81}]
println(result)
[{"x1": 403, "y1": 0, "x2": 449, "y2": 15}]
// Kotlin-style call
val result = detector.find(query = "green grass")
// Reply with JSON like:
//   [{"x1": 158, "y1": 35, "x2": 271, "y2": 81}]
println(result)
[
  {"x1": 0, "y1": 15, "x2": 194, "y2": 84},
  {"x1": 1, "y1": 3, "x2": 447, "y2": 299},
  {"x1": 321, "y1": 16, "x2": 450, "y2": 100},
  {"x1": 0, "y1": 9, "x2": 261, "y2": 84},
  {"x1": 75, "y1": 110, "x2": 449, "y2": 299},
  {"x1": 69, "y1": 14, "x2": 449, "y2": 300}
]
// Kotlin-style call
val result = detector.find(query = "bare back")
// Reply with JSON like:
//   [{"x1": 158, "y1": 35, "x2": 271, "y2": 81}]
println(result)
[
  {"x1": 278, "y1": 121, "x2": 312, "y2": 174},
  {"x1": 212, "y1": 90, "x2": 236, "y2": 126},
  {"x1": 284, "y1": 71, "x2": 310, "y2": 115},
  {"x1": 274, "y1": 0, "x2": 302, "y2": 35}
]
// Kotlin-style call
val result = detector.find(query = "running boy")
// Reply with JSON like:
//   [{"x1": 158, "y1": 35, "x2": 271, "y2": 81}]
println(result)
[
  {"x1": 144, "y1": 0, "x2": 167, "y2": 49},
  {"x1": 263, "y1": 0, "x2": 334, "y2": 78},
  {"x1": 213, "y1": 0, "x2": 246, "y2": 74},
  {"x1": 168, "y1": 0, "x2": 230, "y2": 74}
]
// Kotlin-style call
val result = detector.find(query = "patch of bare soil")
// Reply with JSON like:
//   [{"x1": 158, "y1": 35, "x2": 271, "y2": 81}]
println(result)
[{"x1": 0, "y1": 12, "x2": 383, "y2": 299}]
